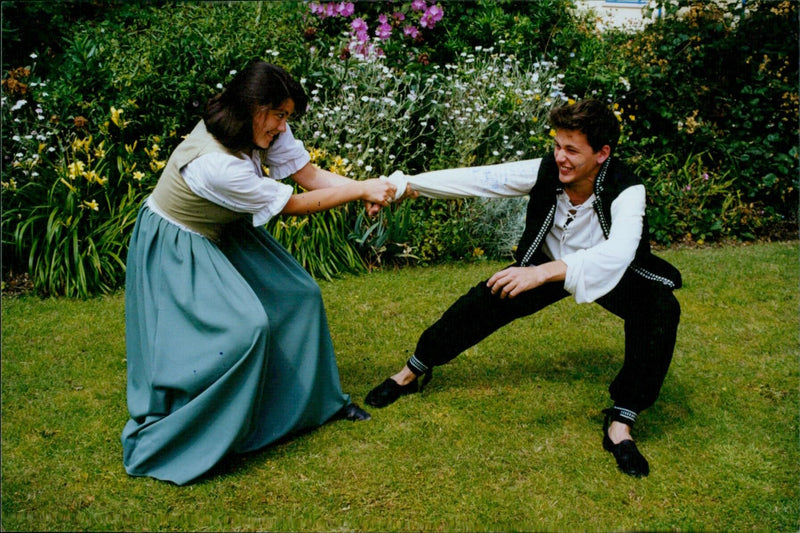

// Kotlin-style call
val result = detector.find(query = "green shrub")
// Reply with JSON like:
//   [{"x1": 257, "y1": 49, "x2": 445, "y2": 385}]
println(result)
[
  {"x1": 2, "y1": 85, "x2": 152, "y2": 297},
  {"x1": 3, "y1": 0, "x2": 796, "y2": 297},
  {"x1": 633, "y1": 152, "x2": 764, "y2": 245},
  {"x1": 616, "y1": 0, "x2": 798, "y2": 239}
]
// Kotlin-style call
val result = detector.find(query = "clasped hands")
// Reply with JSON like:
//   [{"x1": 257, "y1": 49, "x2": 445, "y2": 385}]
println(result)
[{"x1": 363, "y1": 172, "x2": 419, "y2": 217}]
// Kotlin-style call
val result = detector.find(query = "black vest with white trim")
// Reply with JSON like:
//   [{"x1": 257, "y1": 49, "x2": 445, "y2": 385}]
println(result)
[{"x1": 514, "y1": 153, "x2": 682, "y2": 290}]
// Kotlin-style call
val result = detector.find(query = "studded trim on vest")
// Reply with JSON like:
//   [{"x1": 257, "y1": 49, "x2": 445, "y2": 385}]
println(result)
[{"x1": 516, "y1": 154, "x2": 680, "y2": 290}]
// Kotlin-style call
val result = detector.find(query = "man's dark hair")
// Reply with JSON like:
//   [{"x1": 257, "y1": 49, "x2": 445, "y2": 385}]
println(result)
[
  {"x1": 548, "y1": 98, "x2": 621, "y2": 154},
  {"x1": 204, "y1": 61, "x2": 309, "y2": 152}
]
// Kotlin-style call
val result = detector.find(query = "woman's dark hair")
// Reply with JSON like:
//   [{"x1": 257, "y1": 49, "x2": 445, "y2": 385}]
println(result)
[
  {"x1": 204, "y1": 61, "x2": 309, "y2": 152},
  {"x1": 548, "y1": 98, "x2": 621, "y2": 154}
]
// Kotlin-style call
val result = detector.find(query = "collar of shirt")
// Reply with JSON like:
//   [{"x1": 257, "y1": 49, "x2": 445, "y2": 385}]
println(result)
[{"x1": 543, "y1": 191, "x2": 605, "y2": 260}]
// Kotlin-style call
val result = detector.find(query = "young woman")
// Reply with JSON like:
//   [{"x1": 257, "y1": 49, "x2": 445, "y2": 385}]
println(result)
[{"x1": 122, "y1": 61, "x2": 396, "y2": 485}]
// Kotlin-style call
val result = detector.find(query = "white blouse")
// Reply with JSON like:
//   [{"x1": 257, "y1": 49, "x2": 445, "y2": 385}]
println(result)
[
  {"x1": 181, "y1": 123, "x2": 310, "y2": 227},
  {"x1": 385, "y1": 160, "x2": 646, "y2": 303}
]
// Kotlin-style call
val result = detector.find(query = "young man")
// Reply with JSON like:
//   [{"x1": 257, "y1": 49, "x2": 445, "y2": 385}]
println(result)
[{"x1": 369, "y1": 98, "x2": 681, "y2": 477}]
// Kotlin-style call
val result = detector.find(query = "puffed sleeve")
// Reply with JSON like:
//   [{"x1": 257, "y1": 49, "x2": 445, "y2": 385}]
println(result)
[
  {"x1": 263, "y1": 123, "x2": 311, "y2": 180},
  {"x1": 383, "y1": 159, "x2": 541, "y2": 200},
  {"x1": 561, "y1": 184, "x2": 645, "y2": 303},
  {"x1": 182, "y1": 152, "x2": 294, "y2": 227}
]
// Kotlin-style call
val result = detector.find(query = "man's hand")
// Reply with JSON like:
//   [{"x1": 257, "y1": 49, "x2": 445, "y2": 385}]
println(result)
[
  {"x1": 365, "y1": 201, "x2": 381, "y2": 217},
  {"x1": 486, "y1": 261, "x2": 567, "y2": 298}
]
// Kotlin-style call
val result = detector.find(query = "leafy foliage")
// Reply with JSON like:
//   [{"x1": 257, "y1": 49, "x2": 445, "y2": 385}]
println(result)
[
  {"x1": 2, "y1": 0, "x2": 796, "y2": 297},
  {"x1": 615, "y1": 0, "x2": 798, "y2": 242}
]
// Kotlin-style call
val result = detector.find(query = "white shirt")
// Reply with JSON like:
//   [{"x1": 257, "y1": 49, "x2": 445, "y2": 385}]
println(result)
[
  {"x1": 385, "y1": 160, "x2": 646, "y2": 303},
  {"x1": 181, "y1": 123, "x2": 310, "y2": 226}
]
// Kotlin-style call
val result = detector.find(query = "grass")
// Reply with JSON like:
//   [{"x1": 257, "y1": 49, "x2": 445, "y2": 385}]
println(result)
[{"x1": 2, "y1": 241, "x2": 798, "y2": 531}]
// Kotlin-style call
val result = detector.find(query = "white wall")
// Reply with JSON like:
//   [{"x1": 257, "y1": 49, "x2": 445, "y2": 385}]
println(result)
[{"x1": 574, "y1": 1, "x2": 659, "y2": 31}]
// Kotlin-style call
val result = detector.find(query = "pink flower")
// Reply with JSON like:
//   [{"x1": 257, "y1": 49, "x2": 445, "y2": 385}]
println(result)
[
  {"x1": 427, "y1": 4, "x2": 444, "y2": 22},
  {"x1": 351, "y1": 17, "x2": 368, "y2": 33},
  {"x1": 355, "y1": 29, "x2": 370, "y2": 43},
  {"x1": 420, "y1": 5, "x2": 443, "y2": 28},
  {"x1": 378, "y1": 14, "x2": 389, "y2": 24},
  {"x1": 393, "y1": 12, "x2": 406, "y2": 22},
  {"x1": 375, "y1": 21, "x2": 392, "y2": 40},
  {"x1": 403, "y1": 25, "x2": 419, "y2": 39},
  {"x1": 411, "y1": 0, "x2": 427, "y2": 12},
  {"x1": 337, "y1": 2, "x2": 354, "y2": 16},
  {"x1": 310, "y1": 2, "x2": 324, "y2": 16}
]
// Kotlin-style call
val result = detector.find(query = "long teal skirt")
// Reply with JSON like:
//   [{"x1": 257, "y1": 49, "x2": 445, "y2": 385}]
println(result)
[{"x1": 122, "y1": 205, "x2": 350, "y2": 485}]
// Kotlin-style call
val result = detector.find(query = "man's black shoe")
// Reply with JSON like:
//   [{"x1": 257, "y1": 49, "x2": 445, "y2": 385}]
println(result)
[
  {"x1": 364, "y1": 378, "x2": 419, "y2": 408},
  {"x1": 603, "y1": 436, "x2": 650, "y2": 477}
]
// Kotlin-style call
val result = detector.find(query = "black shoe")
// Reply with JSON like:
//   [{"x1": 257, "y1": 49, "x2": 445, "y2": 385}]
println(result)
[
  {"x1": 602, "y1": 409, "x2": 649, "y2": 477},
  {"x1": 333, "y1": 403, "x2": 371, "y2": 422},
  {"x1": 365, "y1": 370, "x2": 432, "y2": 408}
]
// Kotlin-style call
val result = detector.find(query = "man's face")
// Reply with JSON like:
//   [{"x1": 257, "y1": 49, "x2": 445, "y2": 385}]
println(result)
[{"x1": 552, "y1": 128, "x2": 609, "y2": 188}]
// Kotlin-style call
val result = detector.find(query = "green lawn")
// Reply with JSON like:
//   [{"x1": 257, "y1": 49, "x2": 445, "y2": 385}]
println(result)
[{"x1": 2, "y1": 241, "x2": 798, "y2": 531}]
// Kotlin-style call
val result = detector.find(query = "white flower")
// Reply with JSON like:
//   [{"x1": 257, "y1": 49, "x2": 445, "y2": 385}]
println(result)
[{"x1": 10, "y1": 99, "x2": 27, "y2": 111}]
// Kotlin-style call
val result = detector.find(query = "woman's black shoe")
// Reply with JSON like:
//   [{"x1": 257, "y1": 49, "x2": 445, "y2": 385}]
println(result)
[
  {"x1": 333, "y1": 403, "x2": 372, "y2": 421},
  {"x1": 365, "y1": 370, "x2": 432, "y2": 408},
  {"x1": 602, "y1": 409, "x2": 649, "y2": 477}
]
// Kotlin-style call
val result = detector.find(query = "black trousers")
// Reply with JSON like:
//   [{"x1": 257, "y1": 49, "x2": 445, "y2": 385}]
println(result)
[{"x1": 413, "y1": 267, "x2": 680, "y2": 415}]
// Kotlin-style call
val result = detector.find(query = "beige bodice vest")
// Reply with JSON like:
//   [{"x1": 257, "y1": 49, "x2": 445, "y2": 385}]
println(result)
[{"x1": 150, "y1": 121, "x2": 248, "y2": 241}]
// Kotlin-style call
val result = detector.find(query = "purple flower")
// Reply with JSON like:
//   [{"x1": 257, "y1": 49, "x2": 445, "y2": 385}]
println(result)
[
  {"x1": 403, "y1": 25, "x2": 419, "y2": 38},
  {"x1": 310, "y1": 2, "x2": 324, "y2": 16},
  {"x1": 420, "y1": 5, "x2": 443, "y2": 28},
  {"x1": 702, "y1": 173, "x2": 709, "y2": 181},
  {"x1": 355, "y1": 29, "x2": 370, "y2": 43},
  {"x1": 351, "y1": 17, "x2": 368, "y2": 33},
  {"x1": 393, "y1": 12, "x2": 406, "y2": 22},
  {"x1": 411, "y1": 0, "x2": 427, "y2": 12},
  {"x1": 376, "y1": 22, "x2": 392, "y2": 40},
  {"x1": 427, "y1": 4, "x2": 444, "y2": 22},
  {"x1": 378, "y1": 14, "x2": 389, "y2": 24},
  {"x1": 337, "y1": 2, "x2": 354, "y2": 17}
]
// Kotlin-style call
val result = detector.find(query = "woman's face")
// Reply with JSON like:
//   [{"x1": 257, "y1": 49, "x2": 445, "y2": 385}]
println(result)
[{"x1": 252, "y1": 99, "x2": 295, "y2": 149}]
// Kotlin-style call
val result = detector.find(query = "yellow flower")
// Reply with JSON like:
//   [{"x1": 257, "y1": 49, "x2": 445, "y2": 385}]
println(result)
[
  {"x1": 125, "y1": 141, "x2": 138, "y2": 154},
  {"x1": 308, "y1": 147, "x2": 325, "y2": 163},
  {"x1": 82, "y1": 199, "x2": 100, "y2": 211},
  {"x1": 68, "y1": 161, "x2": 85, "y2": 180},
  {"x1": 132, "y1": 171, "x2": 145, "y2": 182},
  {"x1": 84, "y1": 170, "x2": 107, "y2": 185},
  {"x1": 110, "y1": 106, "x2": 124, "y2": 127},
  {"x1": 71, "y1": 136, "x2": 91, "y2": 153},
  {"x1": 548, "y1": 129, "x2": 556, "y2": 138},
  {"x1": 149, "y1": 160, "x2": 166, "y2": 172},
  {"x1": 144, "y1": 144, "x2": 160, "y2": 159},
  {"x1": 60, "y1": 178, "x2": 77, "y2": 192},
  {"x1": 94, "y1": 140, "x2": 106, "y2": 159}
]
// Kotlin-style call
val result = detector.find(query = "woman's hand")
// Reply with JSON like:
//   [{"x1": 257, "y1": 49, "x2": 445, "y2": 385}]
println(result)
[{"x1": 359, "y1": 178, "x2": 397, "y2": 206}]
